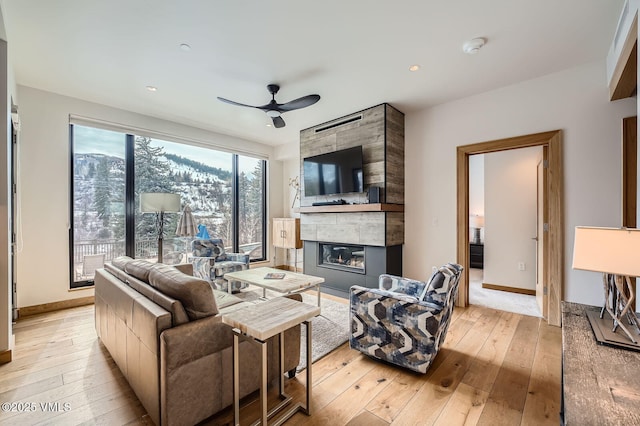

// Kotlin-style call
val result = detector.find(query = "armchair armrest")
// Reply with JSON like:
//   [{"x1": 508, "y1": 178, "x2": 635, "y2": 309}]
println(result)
[{"x1": 219, "y1": 252, "x2": 250, "y2": 264}]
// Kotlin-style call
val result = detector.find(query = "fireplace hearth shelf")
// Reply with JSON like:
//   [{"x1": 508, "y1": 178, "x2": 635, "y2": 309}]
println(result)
[{"x1": 297, "y1": 203, "x2": 404, "y2": 214}]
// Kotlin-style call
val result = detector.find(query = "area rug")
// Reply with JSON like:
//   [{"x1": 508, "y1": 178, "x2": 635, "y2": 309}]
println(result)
[
  {"x1": 235, "y1": 288, "x2": 350, "y2": 372},
  {"x1": 296, "y1": 293, "x2": 350, "y2": 372}
]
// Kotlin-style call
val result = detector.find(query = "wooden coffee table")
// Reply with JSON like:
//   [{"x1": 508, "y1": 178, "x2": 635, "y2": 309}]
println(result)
[{"x1": 224, "y1": 267, "x2": 325, "y2": 307}]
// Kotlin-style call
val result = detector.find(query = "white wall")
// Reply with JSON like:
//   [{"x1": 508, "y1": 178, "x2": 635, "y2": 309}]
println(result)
[
  {"x1": 405, "y1": 60, "x2": 636, "y2": 307},
  {"x1": 272, "y1": 143, "x2": 302, "y2": 270},
  {"x1": 469, "y1": 154, "x2": 485, "y2": 216},
  {"x1": 484, "y1": 147, "x2": 540, "y2": 290},
  {"x1": 469, "y1": 153, "x2": 484, "y2": 242},
  {"x1": 17, "y1": 85, "x2": 282, "y2": 308}
]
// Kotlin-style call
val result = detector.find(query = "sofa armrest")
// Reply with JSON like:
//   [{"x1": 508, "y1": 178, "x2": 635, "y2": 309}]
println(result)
[
  {"x1": 161, "y1": 315, "x2": 232, "y2": 370},
  {"x1": 160, "y1": 304, "x2": 302, "y2": 425}
]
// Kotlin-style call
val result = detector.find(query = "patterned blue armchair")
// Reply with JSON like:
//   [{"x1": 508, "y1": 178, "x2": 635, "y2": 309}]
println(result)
[
  {"x1": 349, "y1": 263, "x2": 463, "y2": 373},
  {"x1": 191, "y1": 239, "x2": 250, "y2": 293}
]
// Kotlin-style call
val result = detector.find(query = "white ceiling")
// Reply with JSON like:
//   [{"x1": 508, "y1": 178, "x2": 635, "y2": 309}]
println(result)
[{"x1": 1, "y1": 0, "x2": 625, "y2": 146}]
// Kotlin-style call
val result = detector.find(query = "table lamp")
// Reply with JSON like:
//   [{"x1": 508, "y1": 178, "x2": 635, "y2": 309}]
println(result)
[
  {"x1": 469, "y1": 215, "x2": 484, "y2": 244},
  {"x1": 140, "y1": 192, "x2": 181, "y2": 263},
  {"x1": 572, "y1": 226, "x2": 640, "y2": 350}
]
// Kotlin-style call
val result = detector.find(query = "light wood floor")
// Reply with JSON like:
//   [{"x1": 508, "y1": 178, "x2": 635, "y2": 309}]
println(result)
[{"x1": 0, "y1": 296, "x2": 561, "y2": 425}]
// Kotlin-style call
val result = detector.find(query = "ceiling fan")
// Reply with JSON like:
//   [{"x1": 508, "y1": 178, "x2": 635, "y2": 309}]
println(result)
[{"x1": 217, "y1": 84, "x2": 320, "y2": 128}]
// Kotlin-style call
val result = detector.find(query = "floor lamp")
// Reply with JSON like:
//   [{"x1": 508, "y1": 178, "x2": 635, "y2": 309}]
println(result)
[
  {"x1": 140, "y1": 193, "x2": 181, "y2": 263},
  {"x1": 572, "y1": 226, "x2": 640, "y2": 351}
]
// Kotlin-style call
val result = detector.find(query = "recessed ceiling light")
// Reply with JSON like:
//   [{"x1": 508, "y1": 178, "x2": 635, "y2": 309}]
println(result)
[
  {"x1": 180, "y1": 43, "x2": 191, "y2": 52},
  {"x1": 463, "y1": 38, "x2": 486, "y2": 54},
  {"x1": 409, "y1": 64, "x2": 420, "y2": 72},
  {"x1": 266, "y1": 123, "x2": 273, "y2": 127},
  {"x1": 146, "y1": 86, "x2": 157, "y2": 92}
]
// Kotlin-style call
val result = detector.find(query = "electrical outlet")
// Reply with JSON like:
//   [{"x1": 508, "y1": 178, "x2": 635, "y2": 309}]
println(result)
[{"x1": 518, "y1": 262, "x2": 526, "y2": 271}]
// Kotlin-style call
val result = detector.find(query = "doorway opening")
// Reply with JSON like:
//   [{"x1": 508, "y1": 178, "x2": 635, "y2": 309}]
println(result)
[
  {"x1": 467, "y1": 148, "x2": 542, "y2": 318},
  {"x1": 456, "y1": 130, "x2": 564, "y2": 326}
]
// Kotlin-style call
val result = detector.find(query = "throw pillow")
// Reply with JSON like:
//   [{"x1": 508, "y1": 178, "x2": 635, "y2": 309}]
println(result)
[
  {"x1": 379, "y1": 274, "x2": 427, "y2": 299},
  {"x1": 149, "y1": 264, "x2": 218, "y2": 320}
]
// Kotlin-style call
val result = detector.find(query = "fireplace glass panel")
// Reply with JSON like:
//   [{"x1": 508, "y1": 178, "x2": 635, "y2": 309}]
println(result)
[{"x1": 319, "y1": 243, "x2": 365, "y2": 272}]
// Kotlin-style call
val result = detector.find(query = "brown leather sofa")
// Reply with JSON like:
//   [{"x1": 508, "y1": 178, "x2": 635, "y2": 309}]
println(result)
[{"x1": 94, "y1": 256, "x2": 301, "y2": 426}]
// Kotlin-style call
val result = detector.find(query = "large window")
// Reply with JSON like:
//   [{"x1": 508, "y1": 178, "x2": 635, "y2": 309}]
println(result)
[{"x1": 70, "y1": 125, "x2": 267, "y2": 288}]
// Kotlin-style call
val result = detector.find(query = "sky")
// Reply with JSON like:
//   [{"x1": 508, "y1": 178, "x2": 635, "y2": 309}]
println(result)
[{"x1": 73, "y1": 125, "x2": 259, "y2": 173}]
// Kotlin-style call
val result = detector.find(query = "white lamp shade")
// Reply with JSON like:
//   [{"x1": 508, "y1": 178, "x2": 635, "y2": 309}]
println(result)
[
  {"x1": 140, "y1": 193, "x2": 181, "y2": 213},
  {"x1": 572, "y1": 226, "x2": 640, "y2": 277},
  {"x1": 469, "y1": 215, "x2": 485, "y2": 228}
]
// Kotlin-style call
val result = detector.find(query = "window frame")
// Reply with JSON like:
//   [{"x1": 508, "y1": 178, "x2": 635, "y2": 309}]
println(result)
[{"x1": 69, "y1": 124, "x2": 268, "y2": 289}]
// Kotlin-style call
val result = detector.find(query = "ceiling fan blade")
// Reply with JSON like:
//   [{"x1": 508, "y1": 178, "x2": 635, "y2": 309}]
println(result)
[
  {"x1": 217, "y1": 97, "x2": 260, "y2": 109},
  {"x1": 278, "y1": 94, "x2": 321, "y2": 112},
  {"x1": 272, "y1": 116, "x2": 286, "y2": 128}
]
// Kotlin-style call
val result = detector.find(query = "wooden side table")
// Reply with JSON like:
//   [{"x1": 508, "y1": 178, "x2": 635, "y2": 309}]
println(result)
[{"x1": 222, "y1": 297, "x2": 320, "y2": 425}]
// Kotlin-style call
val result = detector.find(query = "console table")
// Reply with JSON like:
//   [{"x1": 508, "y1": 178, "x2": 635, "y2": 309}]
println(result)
[
  {"x1": 561, "y1": 302, "x2": 640, "y2": 425},
  {"x1": 222, "y1": 297, "x2": 320, "y2": 425}
]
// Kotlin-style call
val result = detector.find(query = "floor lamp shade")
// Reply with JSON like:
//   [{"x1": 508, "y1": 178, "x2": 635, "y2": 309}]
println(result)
[
  {"x1": 572, "y1": 227, "x2": 640, "y2": 277},
  {"x1": 140, "y1": 193, "x2": 181, "y2": 213}
]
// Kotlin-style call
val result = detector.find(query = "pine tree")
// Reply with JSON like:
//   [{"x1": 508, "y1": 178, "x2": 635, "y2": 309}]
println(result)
[
  {"x1": 94, "y1": 156, "x2": 112, "y2": 227},
  {"x1": 134, "y1": 137, "x2": 178, "y2": 253}
]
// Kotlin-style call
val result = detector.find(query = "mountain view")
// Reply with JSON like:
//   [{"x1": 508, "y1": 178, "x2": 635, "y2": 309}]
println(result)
[{"x1": 73, "y1": 136, "x2": 264, "y2": 265}]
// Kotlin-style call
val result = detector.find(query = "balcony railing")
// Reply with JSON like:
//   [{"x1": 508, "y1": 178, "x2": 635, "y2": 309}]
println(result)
[{"x1": 73, "y1": 238, "x2": 263, "y2": 282}]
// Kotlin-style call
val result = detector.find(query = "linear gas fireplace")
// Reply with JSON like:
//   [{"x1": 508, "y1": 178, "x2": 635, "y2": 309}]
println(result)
[{"x1": 319, "y1": 243, "x2": 365, "y2": 273}]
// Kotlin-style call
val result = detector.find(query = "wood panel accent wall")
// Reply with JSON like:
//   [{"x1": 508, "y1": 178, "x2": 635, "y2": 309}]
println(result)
[
  {"x1": 299, "y1": 103, "x2": 405, "y2": 247},
  {"x1": 299, "y1": 103, "x2": 404, "y2": 206}
]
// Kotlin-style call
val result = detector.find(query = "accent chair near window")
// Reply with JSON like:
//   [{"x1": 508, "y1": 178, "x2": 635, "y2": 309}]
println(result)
[{"x1": 191, "y1": 239, "x2": 250, "y2": 293}]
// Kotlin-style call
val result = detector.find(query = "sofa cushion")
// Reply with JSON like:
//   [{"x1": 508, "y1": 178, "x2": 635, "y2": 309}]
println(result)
[
  {"x1": 125, "y1": 259, "x2": 156, "y2": 283},
  {"x1": 127, "y1": 274, "x2": 191, "y2": 326},
  {"x1": 149, "y1": 264, "x2": 218, "y2": 320},
  {"x1": 112, "y1": 256, "x2": 134, "y2": 271}
]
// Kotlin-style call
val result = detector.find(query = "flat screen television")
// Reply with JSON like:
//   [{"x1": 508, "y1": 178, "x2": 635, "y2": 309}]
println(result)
[{"x1": 303, "y1": 146, "x2": 364, "y2": 196}]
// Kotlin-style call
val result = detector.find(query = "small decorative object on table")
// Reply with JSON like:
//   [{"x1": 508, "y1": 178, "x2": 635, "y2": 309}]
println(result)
[{"x1": 264, "y1": 272, "x2": 286, "y2": 279}]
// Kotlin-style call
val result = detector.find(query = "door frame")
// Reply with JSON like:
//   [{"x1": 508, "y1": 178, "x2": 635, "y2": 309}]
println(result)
[
  {"x1": 535, "y1": 152, "x2": 549, "y2": 319},
  {"x1": 456, "y1": 130, "x2": 563, "y2": 326}
]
